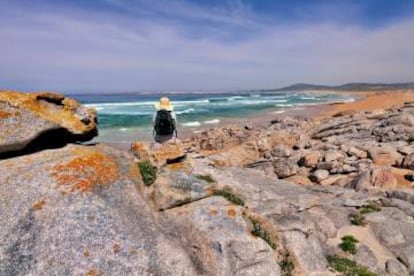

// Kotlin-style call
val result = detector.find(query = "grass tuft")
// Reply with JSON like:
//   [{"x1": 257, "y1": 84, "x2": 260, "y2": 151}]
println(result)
[
  {"x1": 248, "y1": 217, "x2": 277, "y2": 249},
  {"x1": 213, "y1": 189, "x2": 245, "y2": 206},
  {"x1": 195, "y1": 174, "x2": 216, "y2": 183},
  {"x1": 137, "y1": 160, "x2": 157, "y2": 186},
  {"x1": 340, "y1": 235, "x2": 359, "y2": 254},
  {"x1": 280, "y1": 252, "x2": 294, "y2": 276},
  {"x1": 350, "y1": 213, "x2": 366, "y2": 226},
  {"x1": 359, "y1": 201, "x2": 382, "y2": 214},
  {"x1": 327, "y1": 255, "x2": 377, "y2": 276}
]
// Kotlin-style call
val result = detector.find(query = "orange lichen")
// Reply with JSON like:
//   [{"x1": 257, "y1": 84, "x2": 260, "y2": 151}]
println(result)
[
  {"x1": 0, "y1": 90, "x2": 97, "y2": 133},
  {"x1": 50, "y1": 150, "x2": 120, "y2": 193},
  {"x1": 32, "y1": 199, "x2": 46, "y2": 211},
  {"x1": 83, "y1": 249, "x2": 90, "y2": 257},
  {"x1": 85, "y1": 269, "x2": 100, "y2": 276},
  {"x1": 209, "y1": 208, "x2": 218, "y2": 216},
  {"x1": 227, "y1": 208, "x2": 236, "y2": 217},
  {"x1": 0, "y1": 110, "x2": 10, "y2": 118},
  {"x1": 113, "y1": 243, "x2": 121, "y2": 254}
]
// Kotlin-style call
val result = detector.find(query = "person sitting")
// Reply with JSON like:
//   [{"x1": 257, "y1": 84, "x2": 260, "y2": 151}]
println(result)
[{"x1": 152, "y1": 97, "x2": 177, "y2": 143}]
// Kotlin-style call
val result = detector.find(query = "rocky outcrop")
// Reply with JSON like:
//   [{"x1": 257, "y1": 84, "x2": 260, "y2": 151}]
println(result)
[{"x1": 0, "y1": 91, "x2": 97, "y2": 157}]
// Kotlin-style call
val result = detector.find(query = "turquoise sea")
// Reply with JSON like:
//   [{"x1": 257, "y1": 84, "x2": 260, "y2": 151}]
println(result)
[{"x1": 71, "y1": 91, "x2": 355, "y2": 143}]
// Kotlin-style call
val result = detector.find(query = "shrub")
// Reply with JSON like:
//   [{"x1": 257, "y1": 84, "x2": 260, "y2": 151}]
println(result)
[
  {"x1": 195, "y1": 174, "x2": 215, "y2": 183},
  {"x1": 249, "y1": 217, "x2": 277, "y2": 249},
  {"x1": 359, "y1": 201, "x2": 382, "y2": 214},
  {"x1": 137, "y1": 160, "x2": 156, "y2": 186},
  {"x1": 327, "y1": 255, "x2": 377, "y2": 276},
  {"x1": 340, "y1": 235, "x2": 359, "y2": 254},
  {"x1": 280, "y1": 252, "x2": 294, "y2": 276},
  {"x1": 212, "y1": 190, "x2": 244, "y2": 206},
  {"x1": 350, "y1": 213, "x2": 366, "y2": 226}
]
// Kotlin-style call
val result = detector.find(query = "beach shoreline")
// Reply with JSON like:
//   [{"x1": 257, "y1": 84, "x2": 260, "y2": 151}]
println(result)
[{"x1": 95, "y1": 89, "x2": 414, "y2": 150}]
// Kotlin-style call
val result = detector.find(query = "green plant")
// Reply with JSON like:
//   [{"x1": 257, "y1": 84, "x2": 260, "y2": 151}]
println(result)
[
  {"x1": 327, "y1": 255, "x2": 377, "y2": 276},
  {"x1": 195, "y1": 174, "x2": 215, "y2": 183},
  {"x1": 350, "y1": 213, "x2": 366, "y2": 226},
  {"x1": 249, "y1": 217, "x2": 277, "y2": 249},
  {"x1": 212, "y1": 190, "x2": 245, "y2": 206},
  {"x1": 359, "y1": 201, "x2": 382, "y2": 214},
  {"x1": 137, "y1": 160, "x2": 157, "y2": 186},
  {"x1": 340, "y1": 235, "x2": 359, "y2": 254},
  {"x1": 280, "y1": 252, "x2": 294, "y2": 276}
]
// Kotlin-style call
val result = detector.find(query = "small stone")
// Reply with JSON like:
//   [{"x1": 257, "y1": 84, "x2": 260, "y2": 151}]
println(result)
[{"x1": 309, "y1": 169, "x2": 329, "y2": 183}]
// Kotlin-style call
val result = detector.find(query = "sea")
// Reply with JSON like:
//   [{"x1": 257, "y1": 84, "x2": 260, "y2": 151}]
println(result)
[{"x1": 70, "y1": 91, "x2": 355, "y2": 144}]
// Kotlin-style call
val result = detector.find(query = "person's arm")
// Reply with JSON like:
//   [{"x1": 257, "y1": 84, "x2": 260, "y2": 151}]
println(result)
[{"x1": 152, "y1": 112, "x2": 157, "y2": 127}]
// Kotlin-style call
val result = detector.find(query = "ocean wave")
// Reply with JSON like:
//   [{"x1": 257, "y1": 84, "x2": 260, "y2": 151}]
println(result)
[
  {"x1": 204, "y1": 119, "x2": 220, "y2": 124},
  {"x1": 272, "y1": 110, "x2": 285, "y2": 114},
  {"x1": 176, "y1": 108, "x2": 195, "y2": 114},
  {"x1": 86, "y1": 99, "x2": 210, "y2": 108},
  {"x1": 181, "y1": 121, "x2": 201, "y2": 127}
]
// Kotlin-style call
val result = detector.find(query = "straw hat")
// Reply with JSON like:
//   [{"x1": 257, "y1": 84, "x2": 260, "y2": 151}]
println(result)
[{"x1": 155, "y1": 97, "x2": 174, "y2": 111}]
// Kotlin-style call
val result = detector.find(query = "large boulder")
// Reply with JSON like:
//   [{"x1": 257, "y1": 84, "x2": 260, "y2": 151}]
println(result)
[{"x1": 0, "y1": 91, "x2": 97, "y2": 156}]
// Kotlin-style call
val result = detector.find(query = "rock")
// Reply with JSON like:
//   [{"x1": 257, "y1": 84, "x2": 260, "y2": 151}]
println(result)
[
  {"x1": 164, "y1": 197, "x2": 281, "y2": 276},
  {"x1": 298, "y1": 151, "x2": 322, "y2": 168},
  {"x1": 367, "y1": 146, "x2": 403, "y2": 166},
  {"x1": 320, "y1": 175, "x2": 349, "y2": 186},
  {"x1": 0, "y1": 91, "x2": 97, "y2": 156},
  {"x1": 192, "y1": 126, "x2": 252, "y2": 151},
  {"x1": 386, "y1": 259, "x2": 409, "y2": 276},
  {"x1": 354, "y1": 245, "x2": 378, "y2": 270},
  {"x1": 0, "y1": 144, "x2": 200, "y2": 275},
  {"x1": 272, "y1": 159, "x2": 298, "y2": 178},
  {"x1": 349, "y1": 171, "x2": 372, "y2": 191},
  {"x1": 149, "y1": 166, "x2": 212, "y2": 211},
  {"x1": 270, "y1": 144, "x2": 292, "y2": 158},
  {"x1": 398, "y1": 145, "x2": 414, "y2": 156},
  {"x1": 347, "y1": 146, "x2": 368, "y2": 159},
  {"x1": 131, "y1": 140, "x2": 187, "y2": 168},
  {"x1": 401, "y1": 153, "x2": 414, "y2": 169},
  {"x1": 371, "y1": 167, "x2": 398, "y2": 189},
  {"x1": 285, "y1": 175, "x2": 312, "y2": 185},
  {"x1": 324, "y1": 150, "x2": 346, "y2": 163},
  {"x1": 309, "y1": 169, "x2": 330, "y2": 183}
]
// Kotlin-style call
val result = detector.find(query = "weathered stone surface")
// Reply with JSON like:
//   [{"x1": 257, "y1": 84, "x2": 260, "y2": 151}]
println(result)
[
  {"x1": 401, "y1": 153, "x2": 414, "y2": 169},
  {"x1": 272, "y1": 159, "x2": 298, "y2": 178},
  {"x1": 386, "y1": 259, "x2": 409, "y2": 276},
  {"x1": 367, "y1": 146, "x2": 403, "y2": 166},
  {"x1": 0, "y1": 91, "x2": 97, "y2": 155},
  {"x1": 131, "y1": 140, "x2": 186, "y2": 168},
  {"x1": 270, "y1": 144, "x2": 292, "y2": 158},
  {"x1": 298, "y1": 151, "x2": 322, "y2": 168},
  {"x1": 310, "y1": 169, "x2": 330, "y2": 183},
  {"x1": 371, "y1": 167, "x2": 398, "y2": 189},
  {"x1": 0, "y1": 144, "x2": 200, "y2": 275},
  {"x1": 164, "y1": 197, "x2": 281, "y2": 276}
]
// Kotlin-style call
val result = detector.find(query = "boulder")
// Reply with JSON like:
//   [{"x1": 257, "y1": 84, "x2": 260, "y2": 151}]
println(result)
[
  {"x1": 0, "y1": 91, "x2": 97, "y2": 156},
  {"x1": 367, "y1": 146, "x2": 403, "y2": 166},
  {"x1": 386, "y1": 259, "x2": 409, "y2": 276},
  {"x1": 131, "y1": 140, "x2": 186, "y2": 168},
  {"x1": 371, "y1": 167, "x2": 398, "y2": 189},
  {"x1": 0, "y1": 144, "x2": 200, "y2": 275},
  {"x1": 270, "y1": 144, "x2": 292, "y2": 158},
  {"x1": 298, "y1": 151, "x2": 322, "y2": 168},
  {"x1": 401, "y1": 153, "x2": 414, "y2": 169},
  {"x1": 272, "y1": 159, "x2": 298, "y2": 178},
  {"x1": 347, "y1": 146, "x2": 368, "y2": 159},
  {"x1": 309, "y1": 169, "x2": 330, "y2": 183},
  {"x1": 324, "y1": 150, "x2": 346, "y2": 163}
]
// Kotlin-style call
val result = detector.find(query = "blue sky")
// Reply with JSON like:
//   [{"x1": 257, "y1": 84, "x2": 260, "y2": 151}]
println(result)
[{"x1": 1, "y1": 0, "x2": 414, "y2": 93}]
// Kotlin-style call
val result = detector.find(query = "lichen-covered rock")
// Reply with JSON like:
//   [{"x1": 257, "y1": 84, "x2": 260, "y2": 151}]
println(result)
[
  {"x1": 0, "y1": 144, "x2": 201, "y2": 275},
  {"x1": 0, "y1": 91, "x2": 97, "y2": 156},
  {"x1": 130, "y1": 140, "x2": 186, "y2": 168}
]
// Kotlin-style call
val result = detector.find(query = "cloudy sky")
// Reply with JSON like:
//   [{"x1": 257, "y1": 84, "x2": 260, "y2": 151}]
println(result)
[{"x1": 1, "y1": 0, "x2": 414, "y2": 93}]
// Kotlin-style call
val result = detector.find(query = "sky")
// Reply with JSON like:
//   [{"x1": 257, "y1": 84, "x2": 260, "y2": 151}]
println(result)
[{"x1": 0, "y1": 0, "x2": 414, "y2": 93}]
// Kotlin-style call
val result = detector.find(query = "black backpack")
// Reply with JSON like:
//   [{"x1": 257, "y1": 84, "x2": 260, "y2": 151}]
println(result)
[{"x1": 154, "y1": 110, "x2": 175, "y2": 135}]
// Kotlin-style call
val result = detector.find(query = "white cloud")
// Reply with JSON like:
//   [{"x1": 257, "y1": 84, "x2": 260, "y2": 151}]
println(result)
[{"x1": 0, "y1": 1, "x2": 413, "y2": 92}]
